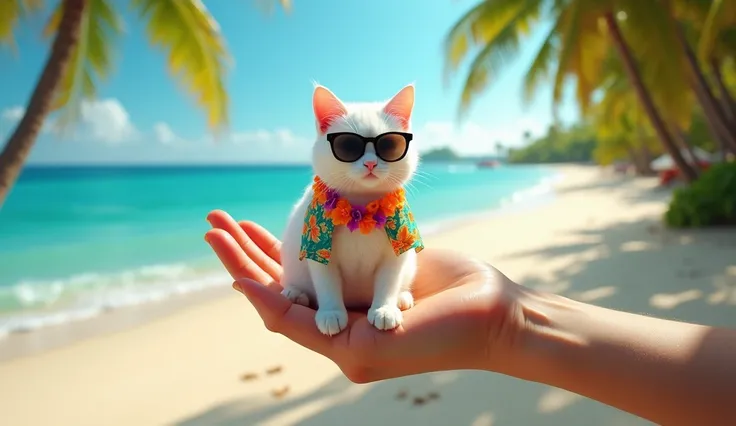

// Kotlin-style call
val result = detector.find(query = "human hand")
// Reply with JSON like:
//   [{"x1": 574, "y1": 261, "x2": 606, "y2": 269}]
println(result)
[{"x1": 205, "y1": 209, "x2": 529, "y2": 383}]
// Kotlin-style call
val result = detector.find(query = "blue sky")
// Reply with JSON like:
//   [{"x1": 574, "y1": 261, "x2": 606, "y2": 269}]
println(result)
[{"x1": 0, "y1": 0, "x2": 578, "y2": 165}]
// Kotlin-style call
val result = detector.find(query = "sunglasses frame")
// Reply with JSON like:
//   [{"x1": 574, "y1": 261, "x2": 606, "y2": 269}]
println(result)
[{"x1": 325, "y1": 131, "x2": 413, "y2": 163}]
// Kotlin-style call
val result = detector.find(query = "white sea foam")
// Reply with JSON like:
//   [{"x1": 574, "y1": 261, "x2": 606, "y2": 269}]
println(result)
[
  {"x1": 421, "y1": 171, "x2": 563, "y2": 237},
  {"x1": 0, "y1": 263, "x2": 231, "y2": 337},
  {"x1": 0, "y1": 171, "x2": 564, "y2": 338}
]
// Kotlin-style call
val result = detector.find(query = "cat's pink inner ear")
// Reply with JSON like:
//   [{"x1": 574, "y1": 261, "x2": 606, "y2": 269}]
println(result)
[
  {"x1": 313, "y1": 86, "x2": 347, "y2": 134},
  {"x1": 383, "y1": 85, "x2": 415, "y2": 129}
]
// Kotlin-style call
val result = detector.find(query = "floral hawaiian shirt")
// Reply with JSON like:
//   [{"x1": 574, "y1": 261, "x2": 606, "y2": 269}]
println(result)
[{"x1": 299, "y1": 191, "x2": 424, "y2": 265}]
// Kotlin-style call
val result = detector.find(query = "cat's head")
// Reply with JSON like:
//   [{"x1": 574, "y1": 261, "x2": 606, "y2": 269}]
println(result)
[{"x1": 311, "y1": 84, "x2": 418, "y2": 195}]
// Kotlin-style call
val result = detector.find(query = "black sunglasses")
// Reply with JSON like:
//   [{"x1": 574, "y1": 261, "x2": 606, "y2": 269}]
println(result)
[{"x1": 326, "y1": 132, "x2": 413, "y2": 163}]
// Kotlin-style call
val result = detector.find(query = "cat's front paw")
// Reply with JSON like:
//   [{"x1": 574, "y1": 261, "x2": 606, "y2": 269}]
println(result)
[
  {"x1": 397, "y1": 291, "x2": 414, "y2": 310},
  {"x1": 315, "y1": 308, "x2": 348, "y2": 336},
  {"x1": 368, "y1": 305, "x2": 403, "y2": 331},
  {"x1": 281, "y1": 287, "x2": 310, "y2": 307}
]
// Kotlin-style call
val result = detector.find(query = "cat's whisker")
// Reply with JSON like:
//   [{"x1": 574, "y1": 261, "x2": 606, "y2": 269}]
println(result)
[
  {"x1": 413, "y1": 170, "x2": 438, "y2": 183},
  {"x1": 407, "y1": 172, "x2": 434, "y2": 189}
]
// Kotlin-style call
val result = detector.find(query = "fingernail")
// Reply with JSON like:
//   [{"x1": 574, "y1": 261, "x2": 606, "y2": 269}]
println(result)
[{"x1": 232, "y1": 281, "x2": 243, "y2": 294}]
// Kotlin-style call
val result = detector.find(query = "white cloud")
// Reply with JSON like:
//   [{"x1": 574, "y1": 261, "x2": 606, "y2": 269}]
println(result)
[
  {"x1": 1, "y1": 99, "x2": 138, "y2": 144},
  {"x1": 1, "y1": 106, "x2": 25, "y2": 122},
  {"x1": 228, "y1": 128, "x2": 305, "y2": 146},
  {"x1": 153, "y1": 122, "x2": 182, "y2": 145},
  {"x1": 415, "y1": 117, "x2": 547, "y2": 156},
  {"x1": 79, "y1": 99, "x2": 137, "y2": 144}
]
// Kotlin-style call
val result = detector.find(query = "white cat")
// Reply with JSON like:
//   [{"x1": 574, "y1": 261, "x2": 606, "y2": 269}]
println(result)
[{"x1": 279, "y1": 84, "x2": 421, "y2": 336}]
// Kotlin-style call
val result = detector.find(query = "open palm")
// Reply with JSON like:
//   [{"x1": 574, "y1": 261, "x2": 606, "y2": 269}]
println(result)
[{"x1": 205, "y1": 209, "x2": 522, "y2": 382}]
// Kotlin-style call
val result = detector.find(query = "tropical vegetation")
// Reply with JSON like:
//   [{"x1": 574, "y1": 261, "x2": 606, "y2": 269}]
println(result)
[
  {"x1": 444, "y1": 0, "x2": 735, "y2": 227},
  {"x1": 0, "y1": 0, "x2": 291, "y2": 207},
  {"x1": 665, "y1": 161, "x2": 736, "y2": 227}
]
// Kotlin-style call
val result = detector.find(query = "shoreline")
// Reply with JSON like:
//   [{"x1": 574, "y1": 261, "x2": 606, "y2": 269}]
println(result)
[
  {"x1": 2, "y1": 163, "x2": 735, "y2": 426},
  {"x1": 0, "y1": 165, "x2": 561, "y2": 351}
]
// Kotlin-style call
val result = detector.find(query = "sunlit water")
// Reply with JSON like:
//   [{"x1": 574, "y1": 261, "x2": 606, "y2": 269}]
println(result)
[{"x1": 0, "y1": 163, "x2": 557, "y2": 336}]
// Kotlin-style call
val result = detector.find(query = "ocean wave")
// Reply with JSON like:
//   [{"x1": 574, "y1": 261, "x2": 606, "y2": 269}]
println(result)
[
  {"x1": 0, "y1": 262, "x2": 231, "y2": 338},
  {"x1": 0, "y1": 171, "x2": 564, "y2": 339},
  {"x1": 421, "y1": 172, "x2": 563, "y2": 236}
]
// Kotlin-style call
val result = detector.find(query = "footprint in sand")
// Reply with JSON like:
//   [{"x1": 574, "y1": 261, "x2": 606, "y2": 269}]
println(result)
[
  {"x1": 266, "y1": 365, "x2": 283, "y2": 375},
  {"x1": 412, "y1": 396, "x2": 427, "y2": 406},
  {"x1": 403, "y1": 391, "x2": 441, "y2": 407},
  {"x1": 271, "y1": 385, "x2": 290, "y2": 399},
  {"x1": 240, "y1": 372, "x2": 258, "y2": 382}
]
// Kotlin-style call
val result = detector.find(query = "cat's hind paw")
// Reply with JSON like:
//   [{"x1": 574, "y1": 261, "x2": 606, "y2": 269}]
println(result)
[
  {"x1": 315, "y1": 309, "x2": 348, "y2": 336},
  {"x1": 368, "y1": 305, "x2": 403, "y2": 331},
  {"x1": 397, "y1": 291, "x2": 414, "y2": 310},
  {"x1": 281, "y1": 287, "x2": 310, "y2": 307}
]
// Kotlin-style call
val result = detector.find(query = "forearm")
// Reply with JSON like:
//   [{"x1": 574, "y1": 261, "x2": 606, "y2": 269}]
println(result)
[{"x1": 511, "y1": 291, "x2": 736, "y2": 425}]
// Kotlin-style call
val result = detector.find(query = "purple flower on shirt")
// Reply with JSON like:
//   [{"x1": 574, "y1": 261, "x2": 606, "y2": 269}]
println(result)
[
  {"x1": 347, "y1": 206, "x2": 365, "y2": 232},
  {"x1": 324, "y1": 189, "x2": 339, "y2": 211},
  {"x1": 373, "y1": 210, "x2": 387, "y2": 228}
]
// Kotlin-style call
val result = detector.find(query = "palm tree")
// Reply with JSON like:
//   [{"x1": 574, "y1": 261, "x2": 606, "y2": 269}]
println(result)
[
  {"x1": 494, "y1": 140, "x2": 504, "y2": 157},
  {"x1": 442, "y1": 0, "x2": 702, "y2": 181},
  {"x1": 696, "y1": 0, "x2": 736, "y2": 113},
  {"x1": 593, "y1": 63, "x2": 661, "y2": 175},
  {"x1": 686, "y1": 0, "x2": 736, "y2": 141},
  {"x1": 0, "y1": 0, "x2": 291, "y2": 208},
  {"x1": 665, "y1": 0, "x2": 736, "y2": 154},
  {"x1": 602, "y1": 9, "x2": 698, "y2": 181}
]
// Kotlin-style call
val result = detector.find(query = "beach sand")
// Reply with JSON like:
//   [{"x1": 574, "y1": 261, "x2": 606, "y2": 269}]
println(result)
[{"x1": 1, "y1": 164, "x2": 735, "y2": 426}]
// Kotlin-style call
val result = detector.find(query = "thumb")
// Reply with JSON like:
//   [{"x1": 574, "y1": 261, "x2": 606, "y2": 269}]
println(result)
[{"x1": 233, "y1": 279, "x2": 290, "y2": 332}]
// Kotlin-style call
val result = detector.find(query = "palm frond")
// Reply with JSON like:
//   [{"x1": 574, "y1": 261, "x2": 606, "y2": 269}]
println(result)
[
  {"x1": 698, "y1": 0, "x2": 736, "y2": 60},
  {"x1": 616, "y1": 0, "x2": 693, "y2": 128},
  {"x1": 445, "y1": 0, "x2": 542, "y2": 118},
  {"x1": 443, "y1": 0, "x2": 541, "y2": 83},
  {"x1": 523, "y1": 22, "x2": 559, "y2": 105},
  {"x1": 549, "y1": 1, "x2": 609, "y2": 117},
  {"x1": 44, "y1": 0, "x2": 123, "y2": 131},
  {"x1": 132, "y1": 0, "x2": 232, "y2": 131},
  {"x1": 252, "y1": 0, "x2": 292, "y2": 15},
  {"x1": 0, "y1": 0, "x2": 44, "y2": 49}
]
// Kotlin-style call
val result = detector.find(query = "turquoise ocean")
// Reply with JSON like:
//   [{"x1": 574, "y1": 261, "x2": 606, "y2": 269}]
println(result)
[{"x1": 0, "y1": 163, "x2": 557, "y2": 337}]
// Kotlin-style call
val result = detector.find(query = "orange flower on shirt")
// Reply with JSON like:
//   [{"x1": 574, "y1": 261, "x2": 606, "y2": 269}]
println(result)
[
  {"x1": 306, "y1": 215, "x2": 321, "y2": 243},
  {"x1": 379, "y1": 189, "x2": 405, "y2": 217},
  {"x1": 358, "y1": 215, "x2": 377, "y2": 234},
  {"x1": 327, "y1": 199, "x2": 352, "y2": 226},
  {"x1": 391, "y1": 225, "x2": 417, "y2": 254},
  {"x1": 316, "y1": 249, "x2": 331, "y2": 261}
]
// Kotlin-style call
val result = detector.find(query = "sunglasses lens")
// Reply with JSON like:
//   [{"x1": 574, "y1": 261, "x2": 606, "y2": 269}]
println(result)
[
  {"x1": 376, "y1": 133, "x2": 408, "y2": 162},
  {"x1": 331, "y1": 134, "x2": 365, "y2": 162}
]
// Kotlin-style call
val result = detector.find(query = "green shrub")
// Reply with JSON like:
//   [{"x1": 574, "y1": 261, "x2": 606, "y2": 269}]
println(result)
[{"x1": 664, "y1": 161, "x2": 736, "y2": 228}]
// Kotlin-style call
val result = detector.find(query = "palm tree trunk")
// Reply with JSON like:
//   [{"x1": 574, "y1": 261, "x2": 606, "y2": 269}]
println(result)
[
  {"x1": 603, "y1": 12, "x2": 698, "y2": 182},
  {"x1": 669, "y1": 14, "x2": 736, "y2": 154},
  {"x1": 637, "y1": 143, "x2": 655, "y2": 175},
  {"x1": 671, "y1": 125, "x2": 701, "y2": 171},
  {"x1": 709, "y1": 57, "x2": 736, "y2": 125},
  {"x1": 0, "y1": 0, "x2": 87, "y2": 207},
  {"x1": 626, "y1": 145, "x2": 651, "y2": 176}
]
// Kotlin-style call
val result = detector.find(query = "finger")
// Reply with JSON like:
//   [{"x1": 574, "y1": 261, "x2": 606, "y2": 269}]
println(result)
[
  {"x1": 234, "y1": 278, "x2": 335, "y2": 358},
  {"x1": 205, "y1": 229, "x2": 277, "y2": 288},
  {"x1": 207, "y1": 210, "x2": 283, "y2": 283},
  {"x1": 239, "y1": 220, "x2": 282, "y2": 264}
]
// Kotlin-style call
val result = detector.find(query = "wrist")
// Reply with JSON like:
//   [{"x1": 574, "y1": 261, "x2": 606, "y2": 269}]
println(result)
[{"x1": 482, "y1": 285, "x2": 590, "y2": 382}]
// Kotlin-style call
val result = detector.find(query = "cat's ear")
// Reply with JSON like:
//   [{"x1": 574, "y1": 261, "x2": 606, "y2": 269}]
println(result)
[
  {"x1": 313, "y1": 85, "x2": 347, "y2": 134},
  {"x1": 383, "y1": 84, "x2": 415, "y2": 129}
]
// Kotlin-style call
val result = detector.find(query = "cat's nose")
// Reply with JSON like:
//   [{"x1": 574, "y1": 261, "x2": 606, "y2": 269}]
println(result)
[{"x1": 363, "y1": 160, "x2": 377, "y2": 171}]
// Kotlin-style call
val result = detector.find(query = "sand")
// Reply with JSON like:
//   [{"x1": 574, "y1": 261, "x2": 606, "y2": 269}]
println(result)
[{"x1": 1, "y1": 164, "x2": 735, "y2": 426}]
